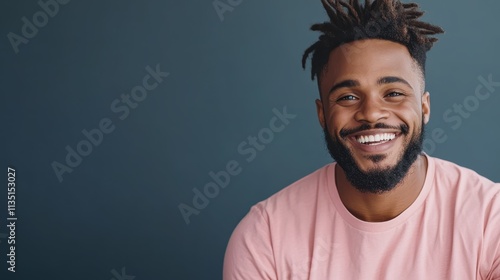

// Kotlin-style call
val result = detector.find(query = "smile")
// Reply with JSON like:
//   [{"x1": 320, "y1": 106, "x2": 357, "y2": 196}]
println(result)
[{"x1": 355, "y1": 133, "x2": 397, "y2": 145}]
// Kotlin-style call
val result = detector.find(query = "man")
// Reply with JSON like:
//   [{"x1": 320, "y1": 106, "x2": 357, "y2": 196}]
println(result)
[{"x1": 223, "y1": 0, "x2": 500, "y2": 279}]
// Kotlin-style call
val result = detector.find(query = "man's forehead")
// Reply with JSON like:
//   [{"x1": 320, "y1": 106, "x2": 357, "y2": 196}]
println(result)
[
  {"x1": 318, "y1": 39, "x2": 425, "y2": 91},
  {"x1": 327, "y1": 39, "x2": 414, "y2": 69}
]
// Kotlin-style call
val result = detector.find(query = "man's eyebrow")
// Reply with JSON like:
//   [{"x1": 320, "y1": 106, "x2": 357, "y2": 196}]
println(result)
[
  {"x1": 328, "y1": 77, "x2": 414, "y2": 95},
  {"x1": 328, "y1": 79, "x2": 360, "y2": 94},
  {"x1": 378, "y1": 76, "x2": 413, "y2": 89}
]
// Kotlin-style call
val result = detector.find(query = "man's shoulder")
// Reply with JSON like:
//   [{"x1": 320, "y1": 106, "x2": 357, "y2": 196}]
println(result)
[
  {"x1": 428, "y1": 155, "x2": 499, "y2": 203},
  {"x1": 430, "y1": 155, "x2": 497, "y2": 186}
]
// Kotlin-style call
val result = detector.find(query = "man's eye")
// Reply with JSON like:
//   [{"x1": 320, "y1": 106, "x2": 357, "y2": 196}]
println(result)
[
  {"x1": 386, "y1": 91, "x2": 404, "y2": 97},
  {"x1": 337, "y1": 95, "x2": 357, "y2": 101}
]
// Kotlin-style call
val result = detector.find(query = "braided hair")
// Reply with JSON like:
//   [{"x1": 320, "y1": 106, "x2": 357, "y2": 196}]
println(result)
[{"x1": 302, "y1": 0, "x2": 444, "y2": 81}]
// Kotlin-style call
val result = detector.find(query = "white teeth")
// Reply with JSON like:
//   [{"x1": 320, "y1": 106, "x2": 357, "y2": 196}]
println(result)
[{"x1": 356, "y1": 133, "x2": 396, "y2": 144}]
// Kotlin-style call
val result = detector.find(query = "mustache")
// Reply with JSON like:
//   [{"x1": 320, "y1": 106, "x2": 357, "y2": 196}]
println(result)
[{"x1": 339, "y1": 123, "x2": 409, "y2": 138}]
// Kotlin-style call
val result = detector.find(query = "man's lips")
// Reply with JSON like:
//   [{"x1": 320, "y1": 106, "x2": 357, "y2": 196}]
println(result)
[{"x1": 346, "y1": 130, "x2": 402, "y2": 153}]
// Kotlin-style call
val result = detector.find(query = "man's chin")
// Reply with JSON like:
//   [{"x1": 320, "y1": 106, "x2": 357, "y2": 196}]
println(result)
[
  {"x1": 347, "y1": 164, "x2": 391, "y2": 176},
  {"x1": 331, "y1": 143, "x2": 422, "y2": 194},
  {"x1": 338, "y1": 160, "x2": 394, "y2": 180},
  {"x1": 347, "y1": 152, "x2": 395, "y2": 171},
  {"x1": 323, "y1": 121, "x2": 425, "y2": 193}
]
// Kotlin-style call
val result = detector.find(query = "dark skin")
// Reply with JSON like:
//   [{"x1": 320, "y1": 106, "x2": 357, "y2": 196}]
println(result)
[{"x1": 316, "y1": 39, "x2": 431, "y2": 222}]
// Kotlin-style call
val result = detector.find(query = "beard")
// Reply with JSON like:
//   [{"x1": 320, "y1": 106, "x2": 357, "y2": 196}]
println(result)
[{"x1": 323, "y1": 120, "x2": 425, "y2": 194}]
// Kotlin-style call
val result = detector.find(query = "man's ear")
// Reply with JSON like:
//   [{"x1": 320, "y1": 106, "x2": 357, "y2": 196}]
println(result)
[
  {"x1": 422, "y1": 91, "x2": 431, "y2": 124},
  {"x1": 316, "y1": 99, "x2": 326, "y2": 129}
]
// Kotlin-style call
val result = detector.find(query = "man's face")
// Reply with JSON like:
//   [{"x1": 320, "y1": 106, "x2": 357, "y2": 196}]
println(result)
[{"x1": 316, "y1": 39, "x2": 430, "y2": 193}]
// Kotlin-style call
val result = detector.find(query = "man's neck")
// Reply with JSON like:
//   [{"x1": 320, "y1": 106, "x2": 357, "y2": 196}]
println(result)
[{"x1": 335, "y1": 154, "x2": 428, "y2": 222}]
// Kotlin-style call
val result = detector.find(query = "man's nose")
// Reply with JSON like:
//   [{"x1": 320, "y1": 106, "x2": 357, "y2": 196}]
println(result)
[{"x1": 354, "y1": 97, "x2": 390, "y2": 124}]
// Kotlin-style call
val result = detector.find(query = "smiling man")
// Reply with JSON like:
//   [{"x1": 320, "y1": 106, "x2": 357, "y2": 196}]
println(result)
[{"x1": 223, "y1": 1, "x2": 500, "y2": 279}]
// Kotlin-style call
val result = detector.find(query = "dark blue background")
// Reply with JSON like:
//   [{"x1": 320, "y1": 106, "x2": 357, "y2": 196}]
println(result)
[{"x1": 2, "y1": 0, "x2": 500, "y2": 279}]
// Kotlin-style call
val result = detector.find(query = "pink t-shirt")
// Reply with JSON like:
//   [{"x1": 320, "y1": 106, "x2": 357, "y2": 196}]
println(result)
[{"x1": 223, "y1": 156, "x2": 500, "y2": 279}]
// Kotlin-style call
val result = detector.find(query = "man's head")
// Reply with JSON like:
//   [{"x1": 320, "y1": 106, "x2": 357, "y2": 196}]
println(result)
[{"x1": 302, "y1": 1, "x2": 444, "y2": 193}]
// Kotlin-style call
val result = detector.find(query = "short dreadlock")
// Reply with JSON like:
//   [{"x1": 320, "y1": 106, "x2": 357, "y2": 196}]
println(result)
[{"x1": 302, "y1": 0, "x2": 444, "y2": 81}]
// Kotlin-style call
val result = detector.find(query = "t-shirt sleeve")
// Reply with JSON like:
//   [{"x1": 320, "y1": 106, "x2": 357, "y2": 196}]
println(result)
[{"x1": 223, "y1": 203, "x2": 277, "y2": 280}]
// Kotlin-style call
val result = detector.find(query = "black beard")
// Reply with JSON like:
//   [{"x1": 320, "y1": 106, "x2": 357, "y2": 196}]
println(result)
[{"x1": 323, "y1": 121, "x2": 425, "y2": 194}]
